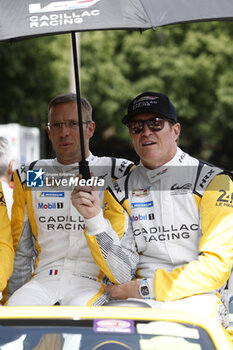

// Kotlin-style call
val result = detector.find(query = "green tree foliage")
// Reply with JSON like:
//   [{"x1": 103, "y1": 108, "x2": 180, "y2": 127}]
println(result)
[
  {"x1": 0, "y1": 34, "x2": 70, "y2": 127},
  {"x1": 81, "y1": 22, "x2": 233, "y2": 168},
  {"x1": 0, "y1": 23, "x2": 232, "y2": 168}
]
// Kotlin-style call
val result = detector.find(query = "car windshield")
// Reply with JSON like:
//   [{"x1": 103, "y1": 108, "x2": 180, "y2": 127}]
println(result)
[{"x1": 0, "y1": 319, "x2": 216, "y2": 350}]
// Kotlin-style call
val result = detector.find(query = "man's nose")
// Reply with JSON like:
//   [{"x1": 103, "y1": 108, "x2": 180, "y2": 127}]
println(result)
[
  {"x1": 60, "y1": 123, "x2": 70, "y2": 136},
  {"x1": 141, "y1": 122, "x2": 152, "y2": 135}
]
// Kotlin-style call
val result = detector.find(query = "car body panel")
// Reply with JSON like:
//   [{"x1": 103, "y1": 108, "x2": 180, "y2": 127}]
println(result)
[{"x1": 0, "y1": 306, "x2": 232, "y2": 349}]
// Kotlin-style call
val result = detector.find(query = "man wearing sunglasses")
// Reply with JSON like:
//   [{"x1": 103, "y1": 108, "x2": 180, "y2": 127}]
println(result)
[{"x1": 72, "y1": 91, "x2": 233, "y2": 326}]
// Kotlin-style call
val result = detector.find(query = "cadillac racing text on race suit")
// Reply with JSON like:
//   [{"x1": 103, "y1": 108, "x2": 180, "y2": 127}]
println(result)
[
  {"x1": 84, "y1": 148, "x2": 233, "y2": 322},
  {"x1": 5, "y1": 153, "x2": 134, "y2": 305}
]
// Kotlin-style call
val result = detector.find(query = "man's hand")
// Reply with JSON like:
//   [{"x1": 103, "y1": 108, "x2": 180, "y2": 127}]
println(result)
[
  {"x1": 71, "y1": 174, "x2": 101, "y2": 219},
  {"x1": 105, "y1": 280, "x2": 141, "y2": 299}
]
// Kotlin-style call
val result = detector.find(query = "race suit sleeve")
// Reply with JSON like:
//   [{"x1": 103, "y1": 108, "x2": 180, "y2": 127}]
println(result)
[
  {"x1": 154, "y1": 174, "x2": 233, "y2": 301},
  {"x1": 0, "y1": 182, "x2": 14, "y2": 292},
  {"x1": 85, "y1": 174, "x2": 233, "y2": 301},
  {"x1": 3, "y1": 169, "x2": 34, "y2": 302},
  {"x1": 84, "y1": 189, "x2": 139, "y2": 284}
]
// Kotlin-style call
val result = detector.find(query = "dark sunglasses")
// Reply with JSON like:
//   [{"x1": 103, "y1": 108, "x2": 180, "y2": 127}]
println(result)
[{"x1": 127, "y1": 117, "x2": 174, "y2": 134}]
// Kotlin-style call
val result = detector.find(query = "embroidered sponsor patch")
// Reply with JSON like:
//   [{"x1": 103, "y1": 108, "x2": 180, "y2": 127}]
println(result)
[
  {"x1": 170, "y1": 183, "x2": 192, "y2": 195},
  {"x1": 38, "y1": 191, "x2": 65, "y2": 198},
  {"x1": 132, "y1": 213, "x2": 154, "y2": 221},
  {"x1": 38, "y1": 202, "x2": 63, "y2": 209},
  {"x1": 216, "y1": 190, "x2": 233, "y2": 208},
  {"x1": 132, "y1": 189, "x2": 149, "y2": 197},
  {"x1": 131, "y1": 201, "x2": 153, "y2": 208}
]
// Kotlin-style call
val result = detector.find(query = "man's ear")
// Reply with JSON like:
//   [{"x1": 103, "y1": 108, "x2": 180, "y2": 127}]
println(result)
[
  {"x1": 173, "y1": 123, "x2": 181, "y2": 142},
  {"x1": 87, "y1": 121, "x2": 95, "y2": 139},
  {"x1": 47, "y1": 125, "x2": 51, "y2": 141}
]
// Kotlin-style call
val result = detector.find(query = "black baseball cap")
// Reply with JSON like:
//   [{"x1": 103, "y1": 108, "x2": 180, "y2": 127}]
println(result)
[{"x1": 122, "y1": 92, "x2": 177, "y2": 124}]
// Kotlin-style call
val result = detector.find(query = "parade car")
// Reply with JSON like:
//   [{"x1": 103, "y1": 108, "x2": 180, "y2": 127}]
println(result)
[{"x1": 0, "y1": 304, "x2": 232, "y2": 350}]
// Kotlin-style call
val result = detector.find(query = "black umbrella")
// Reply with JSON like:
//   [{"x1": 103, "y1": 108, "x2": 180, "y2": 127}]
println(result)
[{"x1": 1, "y1": 0, "x2": 233, "y2": 177}]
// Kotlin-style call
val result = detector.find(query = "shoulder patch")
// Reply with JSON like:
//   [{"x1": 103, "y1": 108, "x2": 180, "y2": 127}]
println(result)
[
  {"x1": 111, "y1": 158, "x2": 134, "y2": 180},
  {"x1": 17, "y1": 160, "x2": 39, "y2": 184},
  {"x1": 194, "y1": 161, "x2": 223, "y2": 196},
  {"x1": 108, "y1": 171, "x2": 132, "y2": 204}
]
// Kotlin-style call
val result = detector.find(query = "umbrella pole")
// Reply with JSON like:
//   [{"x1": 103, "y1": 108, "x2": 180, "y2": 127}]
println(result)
[{"x1": 71, "y1": 31, "x2": 90, "y2": 180}]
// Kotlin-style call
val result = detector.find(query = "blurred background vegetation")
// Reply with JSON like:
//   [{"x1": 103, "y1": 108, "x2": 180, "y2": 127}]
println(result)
[{"x1": 0, "y1": 21, "x2": 233, "y2": 169}]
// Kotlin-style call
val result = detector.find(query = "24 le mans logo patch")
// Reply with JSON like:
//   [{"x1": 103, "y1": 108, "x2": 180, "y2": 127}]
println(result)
[{"x1": 216, "y1": 190, "x2": 233, "y2": 208}]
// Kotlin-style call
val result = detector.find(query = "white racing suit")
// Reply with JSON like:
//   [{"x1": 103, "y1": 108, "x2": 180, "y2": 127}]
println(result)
[
  {"x1": 84, "y1": 148, "x2": 233, "y2": 326},
  {"x1": 6, "y1": 153, "x2": 134, "y2": 306}
]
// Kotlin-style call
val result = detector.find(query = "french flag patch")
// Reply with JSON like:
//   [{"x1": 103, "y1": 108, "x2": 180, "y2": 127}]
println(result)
[{"x1": 49, "y1": 269, "x2": 58, "y2": 275}]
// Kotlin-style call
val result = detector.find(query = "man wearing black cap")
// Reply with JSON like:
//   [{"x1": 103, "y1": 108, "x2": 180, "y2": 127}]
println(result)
[
  {"x1": 121, "y1": 92, "x2": 179, "y2": 169},
  {"x1": 72, "y1": 92, "x2": 233, "y2": 326}
]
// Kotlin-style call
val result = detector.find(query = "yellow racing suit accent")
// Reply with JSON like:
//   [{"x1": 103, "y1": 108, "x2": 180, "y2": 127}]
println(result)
[
  {"x1": 0, "y1": 182, "x2": 14, "y2": 293},
  {"x1": 5, "y1": 154, "x2": 134, "y2": 305},
  {"x1": 84, "y1": 148, "x2": 233, "y2": 303}
]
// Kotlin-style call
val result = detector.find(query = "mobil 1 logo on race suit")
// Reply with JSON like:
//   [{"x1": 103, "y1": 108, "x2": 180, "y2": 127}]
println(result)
[{"x1": 35, "y1": 191, "x2": 85, "y2": 232}]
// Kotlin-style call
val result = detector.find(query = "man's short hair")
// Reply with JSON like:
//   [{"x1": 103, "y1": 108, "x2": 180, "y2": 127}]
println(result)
[
  {"x1": 47, "y1": 93, "x2": 93, "y2": 122},
  {"x1": 0, "y1": 137, "x2": 12, "y2": 177}
]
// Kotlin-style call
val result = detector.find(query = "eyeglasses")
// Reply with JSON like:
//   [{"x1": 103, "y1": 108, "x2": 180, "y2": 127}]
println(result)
[
  {"x1": 47, "y1": 120, "x2": 91, "y2": 132},
  {"x1": 127, "y1": 117, "x2": 173, "y2": 134}
]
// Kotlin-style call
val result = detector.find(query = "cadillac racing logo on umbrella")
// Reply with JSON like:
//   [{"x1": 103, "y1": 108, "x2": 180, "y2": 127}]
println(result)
[{"x1": 29, "y1": 0, "x2": 101, "y2": 28}]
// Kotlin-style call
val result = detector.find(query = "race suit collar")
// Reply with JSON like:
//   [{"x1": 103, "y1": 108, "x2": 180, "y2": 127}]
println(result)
[
  {"x1": 139, "y1": 147, "x2": 187, "y2": 183},
  {"x1": 54, "y1": 152, "x2": 95, "y2": 167}
]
